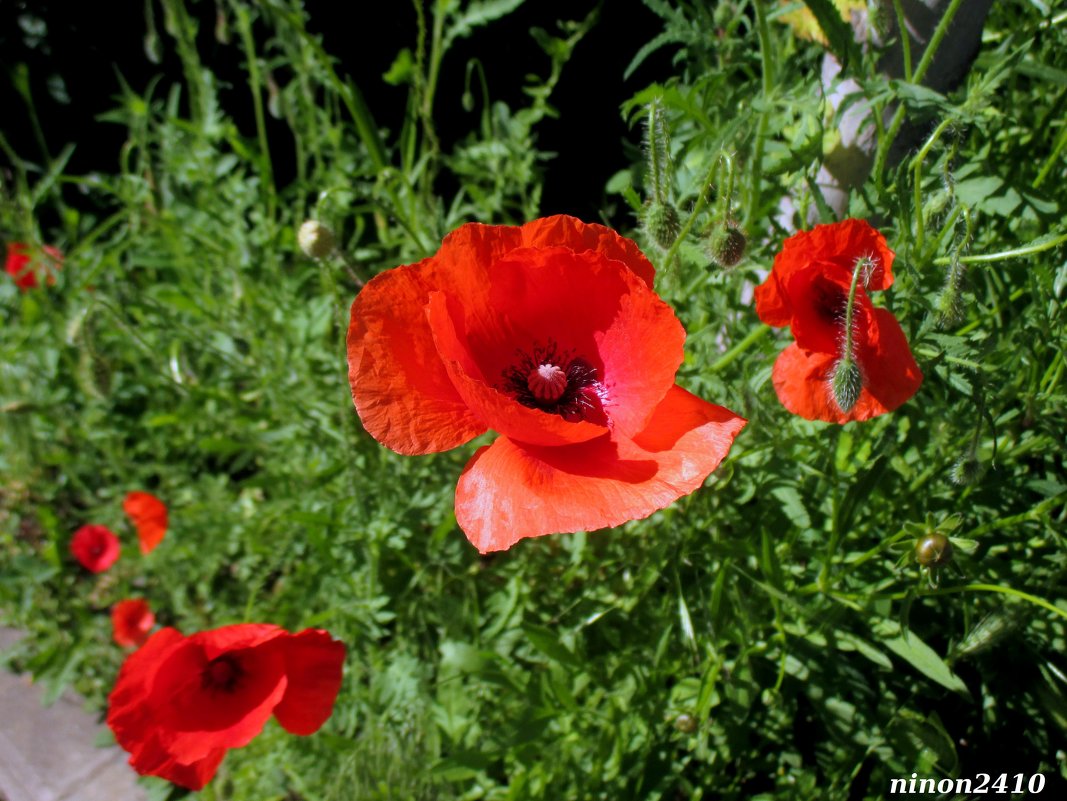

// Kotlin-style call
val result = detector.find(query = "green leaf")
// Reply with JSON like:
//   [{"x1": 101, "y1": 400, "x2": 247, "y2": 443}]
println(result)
[
  {"x1": 523, "y1": 624, "x2": 580, "y2": 667},
  {"x1": 800, "y1": 0, "x2": 861, "y2": 69},
  {"x1": 872, "y1": 619, "x2": 970, "y2": 695}
]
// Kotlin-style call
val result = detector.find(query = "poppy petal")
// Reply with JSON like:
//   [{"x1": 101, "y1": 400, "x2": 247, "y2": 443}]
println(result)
[
  {"x1": 772, "y1": 311, "x2": 922, "y2": 423},
  {"x1": 127, "y1": 734, "x2": 226, "y2": 792},
  {"x1": 755, "y1": 219, "x2": 894, "y2": 328},
  {"x1": 112, "y1": 599, "x2": 155, "y2": 648},
  {"x1": 517, "y1": 215, "x2": 657, "y2": 289},
  {"x1": 455, "y1": 385, "x2": 746, "y2": 553},
  {"x1": 152, "y1": 637, "x2": 289, "y2": 762},
  {"x1": 347, "y1": 263, "x2": 486, "y2": 455},
  {"x1": 272, "y1": 629, "x2": 346, "y2": 736},
  {"x1": 426, "y1": 291, "x2": 607, "y2": 447},
  {"x1": 123, "y1": 491, "x2": 168, "y2": 555},
  {"x1": 426, "y1": 246, "x2": 682, "y2": 443}
]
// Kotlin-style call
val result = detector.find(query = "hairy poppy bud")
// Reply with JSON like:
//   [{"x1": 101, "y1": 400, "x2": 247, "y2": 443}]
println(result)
[
  {"x1": 950, "y1": 452, "x2": 983, "y2": 485},
  {"x1": 707, "y1": 223, "x2": 746, "y2": 268},
  {"x1": 643, "y1": 201, "x2": 681, "y2": 250},
  {"x1": 673, "y1": 713, "x2": 697, "y2": 733},
  {"x1": 829, "y1": 356, "x2": 862, "y2": 414},
  {"x1": 915, "y1": 533, "x2": 953, "y2": 567},
  {"x1": 298, "y1": 220, "x2": 337, "y2": 260}
]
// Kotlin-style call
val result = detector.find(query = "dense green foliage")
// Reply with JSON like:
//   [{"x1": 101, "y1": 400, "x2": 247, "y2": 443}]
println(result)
[{"x1": 2, "y1": 1, "x2": 1065, "y2": 799}]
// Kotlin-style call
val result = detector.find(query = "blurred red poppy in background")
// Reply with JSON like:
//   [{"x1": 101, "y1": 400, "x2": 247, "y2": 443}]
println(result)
[
  {"x1": 754, "y1": 219, "x2": 922, "y2": 423},
  {"x1": 348, "y1": 215, "x2": 745, "y2": 553},
  {"x1": 107, "y1": 623, "x2": 345, "y2": 790},
  {"x1": 4, "y1": 242, "x2": 63, "y2": 290},
  {"x1": 70, "y1": 524, "x2": 121, "y2": 573},
  {"x1": 123, "y1": 491, "x2": 168, "y2": 554},
  {"x1": 112, "y1": 599, "x2": 156, "y2": 648}
]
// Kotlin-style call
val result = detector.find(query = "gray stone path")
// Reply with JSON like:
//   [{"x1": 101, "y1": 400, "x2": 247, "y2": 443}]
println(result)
[{"x1": 0, "y1": 627, "x2": 147, "y2": 801}]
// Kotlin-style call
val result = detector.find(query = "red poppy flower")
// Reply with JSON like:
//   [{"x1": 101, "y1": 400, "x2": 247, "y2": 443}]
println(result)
[
  {"x1": 123, "y1": 491, "x2": 168, "y2": 554},
  {"x1": 70, "y1": 524, "x2": 121, "y2": 573},
  {"x1": 754, "y1": 219, "x2": 922, "y2": 423},
  {"x1": 107, "y1": 624, "x2": 345, "y2": 791},
  {"x1": 4, "y1": 242, "x2": 63, "y2": 290},
  {"x1": 112, "y1": 599, "x2": 156, "y2": 648},
  {"x1": 347, "y1": 215, "x2": 746, "y2": 552}
]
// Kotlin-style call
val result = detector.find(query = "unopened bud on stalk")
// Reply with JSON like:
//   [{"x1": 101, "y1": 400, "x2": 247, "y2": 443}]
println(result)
[
  {"x1": 829, "y1": 356, "x2": 862, "y2": 413},
  {"x1": 950, "y1": 451, "x2": 983, "y2": 485},
  {"x1": 707, "y1": 222, "x2": 747, "y2": 268},
  {"x1": 298, "y1": 220, "x2": 337, "y2": 260},
  {"x1": 936, "y1": 255, "x2": 966, "y2": 328},
  {"x1": 915, "y1": 533, "x2": 953, "y2": 568},
  {"x1": 643, "y1": 201, "x2": 681, "y2": 251}
]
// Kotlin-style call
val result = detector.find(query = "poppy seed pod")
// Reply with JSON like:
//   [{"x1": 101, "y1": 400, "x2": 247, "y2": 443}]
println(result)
[
  {"x1": 916, "y1": 533, "x2": 953, "y2": 567},
  {"x1": 297, "y1": 220, "x2": 336, "y2": 260}
]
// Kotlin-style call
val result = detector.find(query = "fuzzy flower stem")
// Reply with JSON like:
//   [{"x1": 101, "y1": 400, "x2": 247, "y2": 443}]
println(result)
[
  {"x1": 646, "y1": 101, "x2": 668, "y2": 204},
  {"x1": 932, "y1": 230, "x2": 1067, "y2": 265},
  {"x1": 660, "y1": 159, "x2": 719, "y2": 270},
  {"x1": 747, "y1": 0, "x2": 775, "y2": 225}
]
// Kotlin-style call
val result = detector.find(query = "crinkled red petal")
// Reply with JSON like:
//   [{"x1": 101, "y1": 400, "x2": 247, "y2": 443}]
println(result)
[
  {"x1": 772, "y1": 310, "x2": 922, "y2": 423},
  {"x1": 151, "y1": 636, "x2": 289, "y2": 762},
  {"x1": 427, "y1": 245, "x2": 682, "y2": 442},
  {"x1": 272, "y1": 629, "x2": 346, "y2": 736},
  {"x1": 756, "y1": 219, "x2": 894, "y2": 328},
  {"x1": 426, "y1": 291, "x2": 607, "y2": 447},
  {"x1": 454, "y1": 385, "x2": 746, "y2": 553},
  {"x1": 347, "y1": 262, "x2": 486, "y2": 455},
  {"x1": 785, "y1": 264, "x2": 874, "y2": 355}
]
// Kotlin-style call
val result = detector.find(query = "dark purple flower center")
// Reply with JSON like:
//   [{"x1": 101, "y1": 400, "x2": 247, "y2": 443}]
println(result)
[
  {"x1": 502, "y1": 341, "x2": 603, "y2": 423},
  {"x1": 811, "y1": 276, "x2": 846, "y2": 324},
  {"x1": 202, "y1": 655, "x2": 243, "y2": 693}
]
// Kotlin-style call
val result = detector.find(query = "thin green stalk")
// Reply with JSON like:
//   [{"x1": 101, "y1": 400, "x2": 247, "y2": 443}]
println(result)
[
  {"x1": 1033, "y1": 119, "x2": 1067, "y2": 188},
  {"x1": 710, "y1": 324, "x2": 771, "y2": 373},
  {"x1": 931, "y1": 231, "x2": 1067, "y2": 265},
  {"x1": 747, "y1": 0, "x2": 774, "y2": 225},
  {"x1": 933, "y1": 584, "x2": 1067, "y2": 622},
  {"x1": 891, "y1": 0, "x2": 913, "y2": 83},
  {"x1": 233, "y1": 5, "x2": 277, "y2": 227},
  {"x1": 873, "y1": 0, "x2": 965, "y2": 183},
  {"x1": 910, "y1": 118, "x2": 953, "y2": 254},
  {"x1": 660, "y1": 158, "x2": 719, "y2": 268}
]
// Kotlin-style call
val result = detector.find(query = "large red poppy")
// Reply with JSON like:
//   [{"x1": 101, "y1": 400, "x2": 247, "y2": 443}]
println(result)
[
  {"x1": 70, "y1": 524, "x2": 121, "y2": 573},
  {"x1": 112, "y1": 599, "x2": 156, "y2": 648},
  {"x1": 754, "y1": 219, "x2": 922, "y2": 423},
  {"x1": 107, "y1": 624, "x2": 345, "y2": 790},
  {"x1": 4, "y1": 242, "x2": 63, "y2": 290},
  {"x1": 123, "y1": 491, "x2": 168, "y2": 554},
  {"x1": 347, "y1": 215, "x2": 746, "y2": 552}
]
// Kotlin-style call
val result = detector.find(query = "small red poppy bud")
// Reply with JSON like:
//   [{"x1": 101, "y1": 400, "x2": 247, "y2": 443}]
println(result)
[
  {"x1": 298, "y1": 220, "x2": 336, "y2": 259},
  {"x1": 916, "y1": 533, "x2": 953, "y2": 567},
  {"x1": 527, "y1": 363, "x2": 568, "y2": 403}
]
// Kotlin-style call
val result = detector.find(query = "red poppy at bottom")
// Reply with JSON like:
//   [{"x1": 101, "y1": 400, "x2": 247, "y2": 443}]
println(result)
[
  {"x1": 112, "y1": 599, "x2": 156, "y2": 649},
  {"x1": 107, "y1": 624, "x2": 345, "y2": 790}
]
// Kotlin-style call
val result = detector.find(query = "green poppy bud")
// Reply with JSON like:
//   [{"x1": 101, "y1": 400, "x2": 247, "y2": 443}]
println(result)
[
  {"x1": 643, "y1": 201, "x2": 681, "y2": 251},
  {"x1": 298, "y1": 220, "x2": 337, "y2": 260}
]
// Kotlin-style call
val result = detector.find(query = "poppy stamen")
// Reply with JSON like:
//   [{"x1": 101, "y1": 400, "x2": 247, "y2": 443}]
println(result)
[{"x1": 502, "y1": 341, "x2": 604, "y2": 423}]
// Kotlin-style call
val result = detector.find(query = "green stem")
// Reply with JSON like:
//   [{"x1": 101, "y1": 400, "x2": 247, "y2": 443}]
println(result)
[
  {"x1": 660, "y1": 158, "x2": 718, "y2": 269},
  {"x1": 873, "y1": 0, "x2": 965, "y2": 183},
  {"x1": 709, "y1": 324, "x2": 771, "y2": 373},
  {"x1": 931, "y1": 231, "x2": 1067, "y2": 265},
  {"x1": 891, "y1": 0, "x2": 913, "y2": 83},
  {"x1": 747, "y1": 0, "x2": 774, "y2": 225},
  {"x1": 932, "y1": 584, "x2": 1067, "y2": 621},
  {"x1": 234, "y1": 5, "x2": 277, "y2": 226}
]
